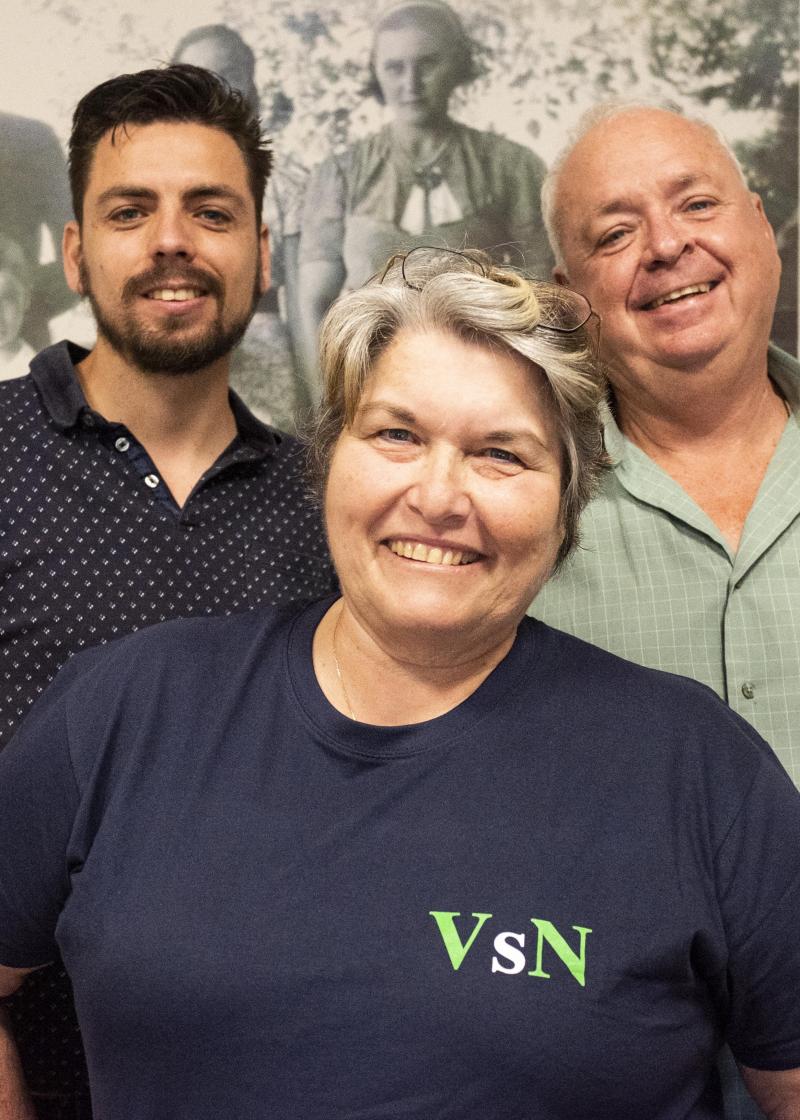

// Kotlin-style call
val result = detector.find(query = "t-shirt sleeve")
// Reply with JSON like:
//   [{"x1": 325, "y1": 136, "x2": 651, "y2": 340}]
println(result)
[
  {"x1": 0, "y1": 663, "x2": 83, "y2": 967},
  {"x1": 715, "y1": 731, "x2": 800, "y2": 1069},
  {"x1": 298, "y1": 154, "x2": 346, "y2": 265}
]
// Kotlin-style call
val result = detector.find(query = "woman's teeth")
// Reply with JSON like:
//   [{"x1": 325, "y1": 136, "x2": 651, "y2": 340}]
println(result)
[{"x1": 387, "y1": 540, "x2": 478, "y2": 565}]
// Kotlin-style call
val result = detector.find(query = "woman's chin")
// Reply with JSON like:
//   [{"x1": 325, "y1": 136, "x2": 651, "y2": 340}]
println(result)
[{"x1": 365, "y1": 594, "x2": 514, "y2": 655}]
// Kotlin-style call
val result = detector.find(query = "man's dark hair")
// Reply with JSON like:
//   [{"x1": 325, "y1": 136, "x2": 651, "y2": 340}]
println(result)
[{"x1": 68, "y1": 63, "x2": 272, "y2": 225}]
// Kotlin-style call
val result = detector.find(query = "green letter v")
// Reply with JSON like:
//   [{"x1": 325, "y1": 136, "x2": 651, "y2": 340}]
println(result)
[{"x1": 429, "y1": 911, "x2": 492, "y2": 971}]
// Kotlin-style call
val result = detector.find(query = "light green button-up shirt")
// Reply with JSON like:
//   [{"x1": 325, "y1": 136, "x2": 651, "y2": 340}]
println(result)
[{"x1": 532, "y1": 346, "x2": 800, "y2": 786}]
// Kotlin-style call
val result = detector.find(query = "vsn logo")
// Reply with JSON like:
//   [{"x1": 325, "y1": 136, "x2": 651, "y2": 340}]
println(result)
[{"x1": 429, "y1": 911, "x2": 592, "y2": 987}]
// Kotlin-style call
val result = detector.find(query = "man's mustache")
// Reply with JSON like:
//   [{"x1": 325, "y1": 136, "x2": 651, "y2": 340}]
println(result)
[{"x1": 122, "y1": 265, "x2": 223, "y2": 302}]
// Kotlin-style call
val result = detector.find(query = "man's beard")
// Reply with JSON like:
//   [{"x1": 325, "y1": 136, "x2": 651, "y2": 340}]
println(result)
[{"x1": 79, "y1": 259, "x2": 260, "y2": 376}]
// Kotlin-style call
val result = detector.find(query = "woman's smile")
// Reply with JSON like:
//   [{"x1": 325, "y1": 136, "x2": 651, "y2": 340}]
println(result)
[
  {"x1": 385, "y1": 538, "x2": 480, "y2": 566},
  {"x1": 324, "y1": 326, "x2": 565, "y2": 656}
]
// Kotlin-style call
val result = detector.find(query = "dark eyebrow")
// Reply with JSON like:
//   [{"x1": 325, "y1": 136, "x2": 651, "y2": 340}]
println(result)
[
  {"x1": 182, "y1": 185, "x2": 247, "y2": 212},
  {"x1": 94, "y1": 184, "x2": 247, "y2": 212},
  {"x1": 95, "y1": 186, "x2": 157, "y2": 208}
]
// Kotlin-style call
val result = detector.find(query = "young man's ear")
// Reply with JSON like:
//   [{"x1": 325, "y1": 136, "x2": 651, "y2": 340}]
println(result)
[{"x1": 62, "y1": 221, "x2": 84, "y2": 296}]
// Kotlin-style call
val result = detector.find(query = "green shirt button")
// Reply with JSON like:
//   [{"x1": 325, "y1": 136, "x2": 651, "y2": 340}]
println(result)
[{"x1": 741, "y1": 681, "x2": 756, "y2": 699}]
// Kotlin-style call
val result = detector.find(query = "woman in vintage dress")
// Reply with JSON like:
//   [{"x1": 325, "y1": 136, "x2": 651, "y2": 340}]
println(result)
[{"x1": 297, "y1": 0, "x2": 551, "y2": 395}]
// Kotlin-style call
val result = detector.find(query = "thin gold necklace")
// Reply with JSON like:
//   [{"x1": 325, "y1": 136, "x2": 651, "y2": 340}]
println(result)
[{"x1": 332, "y1": 609, "x2": 358, "y2": 721}]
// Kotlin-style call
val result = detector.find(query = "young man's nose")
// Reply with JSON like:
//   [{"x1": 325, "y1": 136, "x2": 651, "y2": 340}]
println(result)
[{"x1": 148, "y1": 210, "x2": 197, "y2": 260}]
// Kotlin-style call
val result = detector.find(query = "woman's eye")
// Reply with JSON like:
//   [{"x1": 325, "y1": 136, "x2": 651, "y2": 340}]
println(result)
[
  {"x1": 481, "y1": 447, "x2": 522, "y2": 465},
  {"x1": 379, "y1": 428, "x2": 414, "y2": 443}
]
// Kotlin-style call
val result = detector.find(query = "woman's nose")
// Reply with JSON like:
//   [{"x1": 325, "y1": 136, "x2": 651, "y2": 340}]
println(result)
[
  {"x1": 407, "y1": 449, "x2": 470, "y2": 524},
  {"x1": 400, "y1": 63, "x2": 423, "y2": 96}
]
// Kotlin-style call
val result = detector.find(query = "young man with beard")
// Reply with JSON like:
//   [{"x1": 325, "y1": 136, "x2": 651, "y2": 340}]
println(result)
[{"x1": 0, "y1": 65, "x2": 333, "y2": 1120}]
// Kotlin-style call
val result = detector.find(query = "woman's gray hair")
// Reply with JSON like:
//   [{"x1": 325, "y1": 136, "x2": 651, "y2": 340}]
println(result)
[
  {"x1": 304, "y1": 249, "x2": 609, "y2": 569},
  {"x1": 542, "y1": 99, "x2": 749, "y2": 269}
]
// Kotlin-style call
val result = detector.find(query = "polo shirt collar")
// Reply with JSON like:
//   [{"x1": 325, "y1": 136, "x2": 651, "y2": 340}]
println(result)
[
  {"x1": 30, "y1": 340, "x2": 90, "y2": 430},
  {"x1": 29, "y1": 339, "x2": 281, "y2": 455},
  {"x1": 600, "y1": 343, "x2": 800, "y2": 564}
]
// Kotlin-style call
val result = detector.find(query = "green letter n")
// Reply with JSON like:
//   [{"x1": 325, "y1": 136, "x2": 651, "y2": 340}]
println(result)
[
  {"x1": 429, "y1": 911, "x2": 492, "y2": 971},
  {"x1": 528, "y1": 919, "x2": 592, "y2": 987}
]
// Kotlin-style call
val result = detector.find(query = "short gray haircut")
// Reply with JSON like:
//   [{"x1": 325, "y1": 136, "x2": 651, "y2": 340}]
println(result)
[
  {"x1": 304, "y1": 249, "x2": 609, "y2": 569},
  {"x1": 541, "y1": 99, "x2": 749, "y2": 270}
]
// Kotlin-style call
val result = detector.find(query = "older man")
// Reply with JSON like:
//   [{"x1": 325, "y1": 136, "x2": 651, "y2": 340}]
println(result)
[{"x1": 530, "y1": 103, "x2": 798, "y2": 1120}]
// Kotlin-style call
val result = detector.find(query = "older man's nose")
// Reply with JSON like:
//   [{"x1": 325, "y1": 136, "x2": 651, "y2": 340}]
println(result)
[{"x1": 642, "y1": 215, "x2": 691, "y2": 269}]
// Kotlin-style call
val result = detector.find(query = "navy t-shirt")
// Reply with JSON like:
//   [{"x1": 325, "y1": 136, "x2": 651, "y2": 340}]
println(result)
[{"x1": 1, "y1": 599, "x2": 799, "y2": 1119}]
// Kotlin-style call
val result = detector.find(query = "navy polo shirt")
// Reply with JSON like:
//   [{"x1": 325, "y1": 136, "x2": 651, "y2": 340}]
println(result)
[{"x1": 0, "y1": 340, "x2": 335, "y2": 748}]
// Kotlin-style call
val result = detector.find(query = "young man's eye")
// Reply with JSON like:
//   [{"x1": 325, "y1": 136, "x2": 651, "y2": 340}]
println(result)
[
  {"x1": 111, "y1": 207, "x2": 143, "y2": 222},
  {"x1": 198, "y1": 209, "x2": 229, "y2": 224}
]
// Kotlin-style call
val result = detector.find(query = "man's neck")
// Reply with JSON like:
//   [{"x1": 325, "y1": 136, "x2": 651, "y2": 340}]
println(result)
[
  {"x1": 75, "y1": 338, "x2": 238, "y2": 507},
  {"x1": 611, "y1": 350, "x2": 789, "y2": 551},
  {"x1": 612, "y1": 353, "x2": 782, "y2": 452}
]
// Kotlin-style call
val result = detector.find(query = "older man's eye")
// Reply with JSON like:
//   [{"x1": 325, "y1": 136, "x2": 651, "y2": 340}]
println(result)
[
  {"x1": 685, "y1": 198, "x2": 716, "y2": 213},
  {"x1": 598, "y1": 227, "x2": 627, "y2": 248}
]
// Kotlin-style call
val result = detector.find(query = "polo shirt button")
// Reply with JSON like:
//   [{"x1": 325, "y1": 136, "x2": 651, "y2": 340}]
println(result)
[
  {"x1": 741, "y1": 681, "x2": 756, "y2": 699},
  {"x1": 82, "y1": 413, "x2": 95, "y2": 427},
  {"x1": 144, "y1": 474, "x2": 159, "y2": 489},
  {"x1": 114, "y1": 437, "x2": 130, "y2": 452}
]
